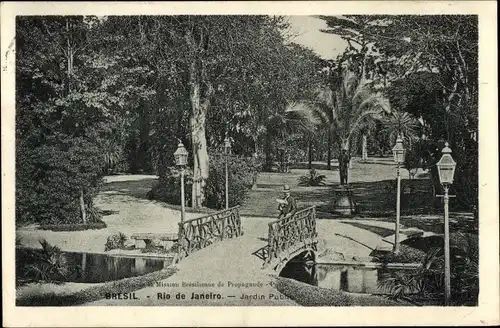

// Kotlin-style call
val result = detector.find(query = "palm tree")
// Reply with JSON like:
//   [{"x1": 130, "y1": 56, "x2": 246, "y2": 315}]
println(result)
[
  {"x1": 381, "y1": 110, "x2": 421, "y2": 148},
  {"x1": 260, "y1": 105, "x2": 318, "y2": 172},
  {"x1": 289, "y1": 65, "x2": 390, "y2": 184}
]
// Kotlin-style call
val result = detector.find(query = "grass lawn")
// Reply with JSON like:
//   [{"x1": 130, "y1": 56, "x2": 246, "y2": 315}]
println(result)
[
  {"x1": 241, "y1": 157, "x2": 435, "y2": 218},
  {"x1": 17, "y1": 157, "x2": 475, "y2": 255}
]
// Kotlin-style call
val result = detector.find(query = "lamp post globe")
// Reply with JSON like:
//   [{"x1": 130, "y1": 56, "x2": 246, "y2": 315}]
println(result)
[
  {"x1": 392, "y1": 135, "x2": 405, "y2": 164},
  {"x1": 224, "y1": 137, "x2": 231, "y2": 154},
  {"x1": 174, "y1": 141, "x2": 188, "y2": 167},
  {"x1": 437, "y1": 142, "x2": 457, "y2": 186},
  {"x1": 392, "y1": 135, "x2": 405, "y2": 254}
]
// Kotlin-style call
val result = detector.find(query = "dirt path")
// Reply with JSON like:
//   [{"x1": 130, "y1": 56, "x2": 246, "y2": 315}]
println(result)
[{"x1": 17, "y1": 175, "x2": 204, "y2": 253}]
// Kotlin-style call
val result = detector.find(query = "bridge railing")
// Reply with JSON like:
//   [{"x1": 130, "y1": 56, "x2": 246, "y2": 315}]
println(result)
[
  {"x1": 263, "y1": 206, "x2": 318, "y2": 269},
  {"x1": 176, "y1": 206, "x2": 243, "y2": 262}
]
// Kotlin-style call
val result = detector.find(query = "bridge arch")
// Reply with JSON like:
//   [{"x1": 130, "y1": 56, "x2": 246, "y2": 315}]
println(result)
[
  {"x1": 278, "y1": 249, "x2": 318, "y2": 285},
  {"x1": 275, "y1": 248, "x2": 317, "y2": 275}
]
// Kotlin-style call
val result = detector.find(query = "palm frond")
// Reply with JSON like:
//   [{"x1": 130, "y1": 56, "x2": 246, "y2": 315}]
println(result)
[{"x1": 381, "y1": 110, "x2": 421, "y2": 143}]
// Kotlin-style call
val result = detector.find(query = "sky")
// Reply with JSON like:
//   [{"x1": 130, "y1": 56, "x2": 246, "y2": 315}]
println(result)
[{"x1": 285, "y1": 16, "x2": 348, "y2": 60}]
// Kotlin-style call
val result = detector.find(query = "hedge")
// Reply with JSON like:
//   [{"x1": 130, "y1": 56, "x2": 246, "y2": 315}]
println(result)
[
  {"x1": 38, "y1": 220, "x2": 107, "y2": 232},
  {"x1": 273, "y1": 276, "x2": 408, "y2": 307}
]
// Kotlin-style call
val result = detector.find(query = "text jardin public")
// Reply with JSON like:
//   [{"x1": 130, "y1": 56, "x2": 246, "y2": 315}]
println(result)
[
  {"x1": 104, "y1": 280, "x2": 290, "y2": 301},
  {"x1": 105, "y1": 291, "x2": 290, "y2": 301}
]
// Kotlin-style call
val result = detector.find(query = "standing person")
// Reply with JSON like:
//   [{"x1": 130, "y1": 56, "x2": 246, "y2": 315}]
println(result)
[{"x1": 276, "y1": 184, "x2": 297, "y2": 220}]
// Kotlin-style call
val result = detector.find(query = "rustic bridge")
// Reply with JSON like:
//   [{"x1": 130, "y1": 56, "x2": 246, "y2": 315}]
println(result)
[
  {"x1": 176, "y1": 206, "x2": 244, "y2": 262},
  {"x1": 174, "y1": 205, "x2": 317, "y2": 272},
  {"x1": 89, "y1": 203, "x2": 398, "y2": 306}
]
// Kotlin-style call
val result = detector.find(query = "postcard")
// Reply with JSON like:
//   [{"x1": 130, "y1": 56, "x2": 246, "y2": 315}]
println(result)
[{"x1": 2, "y1": 1, "x2": 498, "y2": 327}]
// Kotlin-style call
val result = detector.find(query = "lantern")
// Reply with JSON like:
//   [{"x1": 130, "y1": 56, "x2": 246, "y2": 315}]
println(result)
[
  {"x1": 174, "y1": 141, "x2": 188, "y2": 166},
  {"x1": 224, "y1": 137, "x2": 231, "y2": 155},
  {"x1": 436, "y1": 142, "x2": 457, "y2": 186},
  {"x1": 392, "y1": 135, "x2": 405, "y2": 164}
]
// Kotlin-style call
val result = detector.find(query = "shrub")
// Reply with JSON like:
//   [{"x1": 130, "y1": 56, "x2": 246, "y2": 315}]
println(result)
[
  {"x1": 373, "y1": 244, "x2": 426, "y2": 264},
  {"x1": 149, "y1": 166, "x2": 194, "y2": 206},
  {"x1": 274, "y1": 276, "x2": 402, "y2": 306},
  {"x1": 16, "y1": 137, "x2": 104, "y2": 225},
  {"x1": 104, "y1": 232, "x2": 128, "y2": 252},
  {"x1": 39, "y1": 220, "x2": 107, "y2": 232},
  {"x1": 297, "y1": 169, "x2": 327, "y2": 187},
  {"x1": 151, "y1": 151, "x2": 261, "y2": 210},
  {"x1": 204, "y1": 151, "x2": 261, "y2": 209},
  {"x1": 378, "y1": 233, "x2": 479, "y2": 305},
  {"x1": 403, "y1": 145, "x2": 423, "y2": 179}
]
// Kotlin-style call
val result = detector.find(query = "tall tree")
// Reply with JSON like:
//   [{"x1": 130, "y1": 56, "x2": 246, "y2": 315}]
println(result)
[
  {"x1": 320, "y1": 15, "x2": 478, "y2": 209},
  {"x1": 291, "y1": 53, "x2": 390, "y2": 185},
  {"x1": 16, "y1": 16, "x2": 154, "y2": 224}
]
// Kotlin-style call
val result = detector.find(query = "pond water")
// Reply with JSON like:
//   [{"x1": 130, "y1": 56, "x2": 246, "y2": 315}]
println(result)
[
  {"x1": 280, "y1": 259, "x2": 410, "y2": 294},
  {"x1": 16, "y1": 248, "x2": 172, "y2": 283},
  {"x1": 316, "y1": 264, "x2": 392, "y2": 294}
]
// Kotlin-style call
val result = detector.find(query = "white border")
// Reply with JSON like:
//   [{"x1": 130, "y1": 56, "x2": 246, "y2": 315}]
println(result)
[{"x1": 2, "y1": 1, "x2": 498, "y2": 327}]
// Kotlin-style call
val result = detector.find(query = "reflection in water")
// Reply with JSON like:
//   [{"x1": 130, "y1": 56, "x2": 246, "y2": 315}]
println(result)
[
  {"x1": 318, "y1": 266, "x2": 380, "y2": 294},
  {"x1": 317, "y1": 265, "x2": 385, "y2": 293},
  {"x1": 65, "y1": 252, "x2": 171, "y2": 283},
  {"x1": 17, "y1": 250, "x2": 172, "y2": 283},
  {"x1": 282, "y1": 260, "x2": 404, "y2": 295}
]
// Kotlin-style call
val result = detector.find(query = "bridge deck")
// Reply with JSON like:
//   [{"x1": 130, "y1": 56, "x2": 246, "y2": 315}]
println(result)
[{"x1": 87, "y1": 218, "x2": 387, "y2": 306}]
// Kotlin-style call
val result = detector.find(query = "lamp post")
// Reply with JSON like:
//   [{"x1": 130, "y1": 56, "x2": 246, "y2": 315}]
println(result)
[
  {"x1": 174, "y1": 141, "x2": 188, "y2": 223},
  {"x1": 224, "y1": 136, "x2": 232, "y2": 210},
  {"x1": 392, "y1": 135, "x2": 405, "y2": 254},
  {"x1": 436, "y1": 142, "x2": 457, "y2": 306}
]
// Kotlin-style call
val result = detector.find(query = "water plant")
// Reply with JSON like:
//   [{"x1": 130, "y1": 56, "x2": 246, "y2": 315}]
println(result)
[
  {"x1": 104, "y1": 232, "x2": 128, "y2": 251},
  {"x1": 23, "y1": 239, "x2": 71, "y2": 282},
  {"x1": 377, "y1": 233, "x2": 478, "y2": 305}
]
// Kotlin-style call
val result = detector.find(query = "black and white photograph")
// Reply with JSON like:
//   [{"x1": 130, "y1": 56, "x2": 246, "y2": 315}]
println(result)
[{"x1": 2, "y1": 1, "x2": 498, "y2": 327}]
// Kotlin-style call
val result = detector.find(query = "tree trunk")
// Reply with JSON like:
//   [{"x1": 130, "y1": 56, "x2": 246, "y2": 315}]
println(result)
[
  {"x1": 362, "y1": 134, "x2": 368, "y2": 161},
  {"x1": 338, "y1": 142, "x2": 351, "y2": 186},
  {"x1": 81, "y1": 252, "x2": 87, "y2": 280},
  {"x1": 189, "y1": 61, "x2": 211, "y2": 209},
  {"x1": 263, "y1": 132, "x2": 273, "y2": 172},
  {"x1": 429, "y1": 165, "x2": 443, "y2": 211},
  {"x1": 80, "y1": 188, "x2": 87, "y2": 224},
  {"x1": 327, "y1": 129, "x2": 332, "y2": 170},
  {"x1": 308, "y1": 139, "x2": 313, "y2": 169},
  {"x1": 138, "y1": 103, "x2": 152, "y2": 173},
  {"x1": 339, "y1": 156, "x2": 347, "y2": 185},
  {"x1": 65, "y1": 19, "x2": 74, "y2": 95}
]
